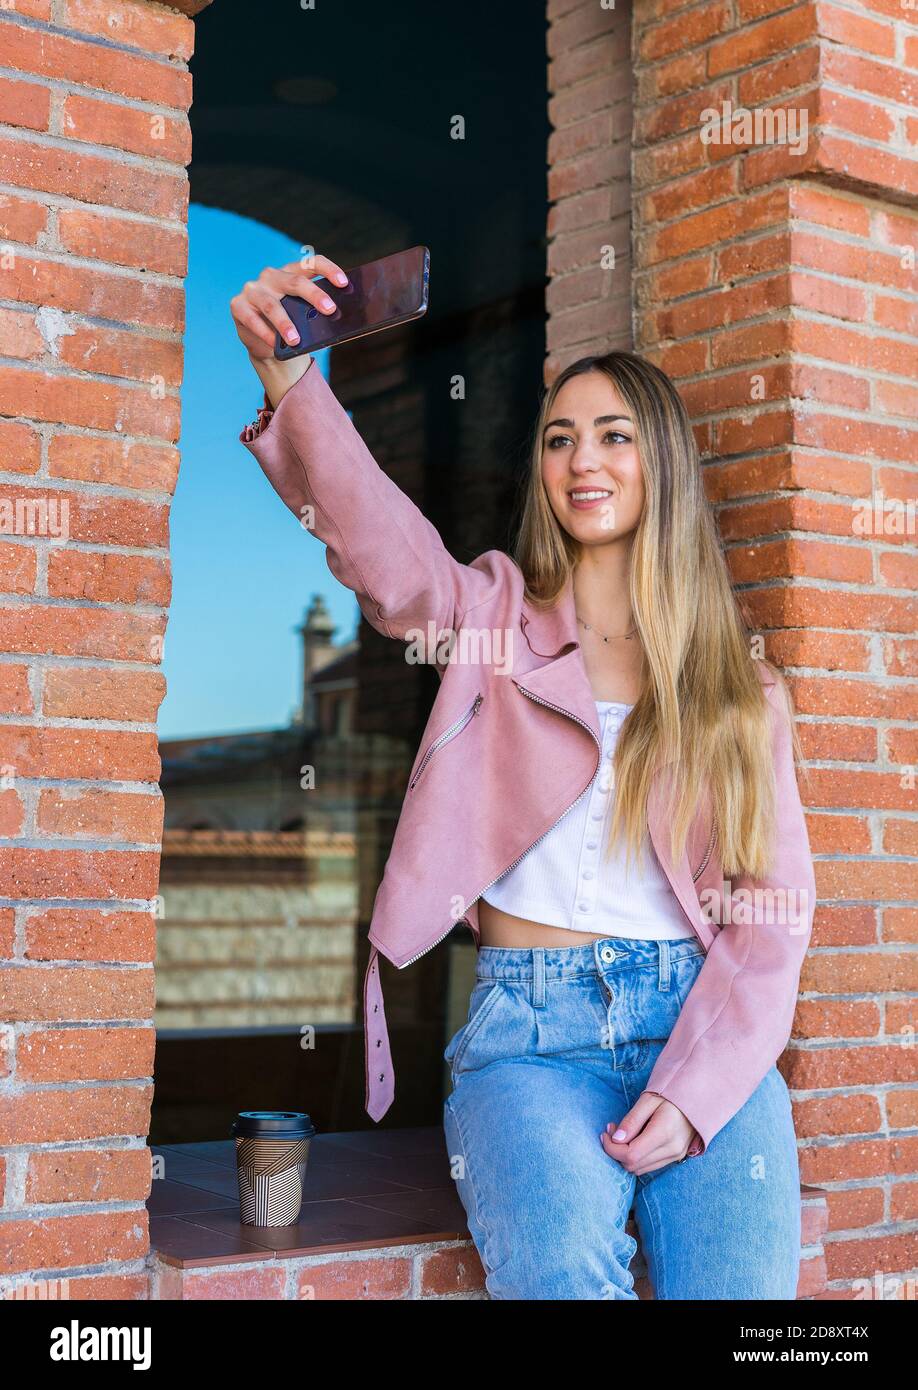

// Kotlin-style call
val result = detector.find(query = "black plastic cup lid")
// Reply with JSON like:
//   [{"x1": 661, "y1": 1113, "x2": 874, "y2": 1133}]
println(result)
[{"x1": 230, "y1": 1110, "x2": 316, "y2": 1140}]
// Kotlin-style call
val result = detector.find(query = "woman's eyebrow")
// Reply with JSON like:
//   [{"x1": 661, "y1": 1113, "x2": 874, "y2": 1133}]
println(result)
[{"x1": 543, "y1": 414, "x2": 633, "y2": 432}]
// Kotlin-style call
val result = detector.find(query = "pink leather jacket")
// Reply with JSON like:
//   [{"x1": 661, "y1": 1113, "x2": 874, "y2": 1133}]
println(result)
[{"x1": 239, "y1": 360, "x2": 817, "y2": 1156}]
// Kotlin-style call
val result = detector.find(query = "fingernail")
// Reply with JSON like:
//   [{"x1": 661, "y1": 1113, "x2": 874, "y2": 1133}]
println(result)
[
  {"x1": 612, "y1": 1129, "x2": 627, "y2": 1141},
  {"x1": 335, "y1": 273, "x2": 347, "y2": 285},
  {"x1": 321, "y1": 296, "x2": 335, "y2": 311},
  {"x1": 285, "y1": 328, "x2": 299, "y2": 343}
]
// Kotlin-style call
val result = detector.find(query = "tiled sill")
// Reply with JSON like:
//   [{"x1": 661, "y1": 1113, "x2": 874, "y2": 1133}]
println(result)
[
  {"x1": 148, "y1": 1131, "x2": 829, "y2": 1303},
  {"x1": 148, "y1": 1126, "x2": 469, "y2": 1267}
]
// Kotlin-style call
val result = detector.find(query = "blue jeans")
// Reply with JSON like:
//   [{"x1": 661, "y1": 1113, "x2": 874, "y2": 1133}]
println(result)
[{"x1": 443, "y1": 936, "x2": 802, "y2": 1300}]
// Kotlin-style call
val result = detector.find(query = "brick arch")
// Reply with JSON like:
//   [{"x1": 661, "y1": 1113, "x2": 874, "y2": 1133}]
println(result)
[{"x1": 190, "y1": 162, "x2": 409, "y2": 266}]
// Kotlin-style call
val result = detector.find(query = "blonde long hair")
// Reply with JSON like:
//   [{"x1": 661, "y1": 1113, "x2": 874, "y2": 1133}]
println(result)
[{"x1": 513, "y1": 351, "x2": 807, "y2": 881}]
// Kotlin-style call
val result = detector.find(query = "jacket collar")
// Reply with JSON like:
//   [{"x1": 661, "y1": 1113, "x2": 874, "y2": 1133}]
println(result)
[
  {"x1": 513, "y1": 572, "x2": 601, "y2": 740},
  {"x1": 512, "y1": 567, "x2": 777, "y2": 728},
  {"x1": 516, "y1": 570, "x2": 580, "y2": 666}
]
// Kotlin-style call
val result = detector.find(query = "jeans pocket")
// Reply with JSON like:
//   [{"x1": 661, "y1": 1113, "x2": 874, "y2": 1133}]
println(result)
[
  {"x1": 444, "y1": 981, "x2": 504, "y2": 1077},
  {"x1": 671, "y1": 951, "x2": 705, "y2": 1012}
]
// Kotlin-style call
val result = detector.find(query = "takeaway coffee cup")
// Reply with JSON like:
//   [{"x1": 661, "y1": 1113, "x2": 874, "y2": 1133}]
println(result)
[{"x1": 230, "y1": 1110, "x2": 316, "y2": 1227}]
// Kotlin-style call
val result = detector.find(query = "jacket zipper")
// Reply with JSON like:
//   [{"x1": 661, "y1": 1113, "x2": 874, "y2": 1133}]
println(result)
[
  {"x1": 691, "y1": 821, "x2": 717, "y2": 882},
  {"x1": 408, "y1": 692, "x2": 483, "y2": 790},
  {"x1": 398, "y1": 687, "x2": 602, "y2": 968}
]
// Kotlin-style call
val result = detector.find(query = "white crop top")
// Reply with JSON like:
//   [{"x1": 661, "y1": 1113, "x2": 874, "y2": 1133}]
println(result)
[{"x1": 481, "y1": 700, "x2": 692, "y2": 940}]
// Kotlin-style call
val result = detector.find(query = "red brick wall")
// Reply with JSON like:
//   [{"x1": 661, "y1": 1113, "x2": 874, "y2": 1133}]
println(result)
[
  {"x1": 546, "y1": 0, "x2": 634, "y2": 376},
  {"x1": 149, "y1": 1239, "x2": 488, "y2": 1301},
  {"x1": 624, "y1": 0, "x2": 917, "y2": 1297},
  {"x1": 0, "y1": 0, "x2": 199, "y2": 1298}
]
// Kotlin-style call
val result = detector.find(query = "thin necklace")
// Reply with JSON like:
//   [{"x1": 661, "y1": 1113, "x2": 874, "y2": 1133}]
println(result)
[{"x1": 576, "y1": 613, "x2": 637, "y2": 642}]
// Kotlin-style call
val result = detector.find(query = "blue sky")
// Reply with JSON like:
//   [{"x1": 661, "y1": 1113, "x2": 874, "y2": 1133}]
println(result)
[{"x1": 159, "y1": 204, "x2": 358, "y2": 740}]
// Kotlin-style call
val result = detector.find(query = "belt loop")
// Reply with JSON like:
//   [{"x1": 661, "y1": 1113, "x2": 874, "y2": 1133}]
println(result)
[
  {"x1": 658, "y1": 939, "x2": 671, "y2": 992},
  {"x1": 532, "y1": 947, "x2": 546, "y2": 1008}
]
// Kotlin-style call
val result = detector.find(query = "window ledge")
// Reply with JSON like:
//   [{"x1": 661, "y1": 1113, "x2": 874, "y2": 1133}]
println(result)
[
  {"x1": 148, "y1": 1127, "x2": 469, "y2": 1266},
  {"x1": 146, "y1": 1131, "x2": 828, "y2": 1300}
]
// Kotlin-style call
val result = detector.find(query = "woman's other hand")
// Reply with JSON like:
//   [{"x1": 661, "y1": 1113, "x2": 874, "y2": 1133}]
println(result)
[
  {"x1": 600, "y1": 1091, "x2": 698, "y2": 1174},
  {"x1": 230, "y1": 253, "x2": 349, "y2": 360}
]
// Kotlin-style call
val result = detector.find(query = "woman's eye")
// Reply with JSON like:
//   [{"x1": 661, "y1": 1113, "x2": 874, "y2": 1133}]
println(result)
[{"x1": 545, "y1": 431, "x2": 631, "y2": 449}]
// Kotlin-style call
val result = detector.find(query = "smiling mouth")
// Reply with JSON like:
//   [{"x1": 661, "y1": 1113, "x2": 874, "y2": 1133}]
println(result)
[{"x1": 568, "y1": 488, "x2": 613, "y2": 502}]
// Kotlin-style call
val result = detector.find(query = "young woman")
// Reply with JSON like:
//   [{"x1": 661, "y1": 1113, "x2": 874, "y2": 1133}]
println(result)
[{"x1": 231, "y1": 254, "x2": 817, "y2": 1301}]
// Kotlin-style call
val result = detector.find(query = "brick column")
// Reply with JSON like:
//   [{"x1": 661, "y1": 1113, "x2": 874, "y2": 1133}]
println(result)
[
  {"x1": 631, "y1": 0, "x2": 917, "y2": 1295},
  {"x1": 546, "y1": 0, "x2": 634, "y2": 379},
  {"x1": 0, "y1": 0, "x2": 204, "y2": 1299}
]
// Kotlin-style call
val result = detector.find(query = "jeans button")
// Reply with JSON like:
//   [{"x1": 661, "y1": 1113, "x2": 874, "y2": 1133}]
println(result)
[{"x1": 600, "y1": 945, "x2": 616, "y2": 964}]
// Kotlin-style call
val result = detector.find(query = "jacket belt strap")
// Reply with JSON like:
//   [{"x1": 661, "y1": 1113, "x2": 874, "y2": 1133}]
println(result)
[{"x1": 363, "y1": 945, "x2": 395, "y2": 1122}]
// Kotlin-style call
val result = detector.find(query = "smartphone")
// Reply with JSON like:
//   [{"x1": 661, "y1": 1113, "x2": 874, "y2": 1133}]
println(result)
[{"x1": 273, "y1": 245, "x2": 430, "y2": 359}]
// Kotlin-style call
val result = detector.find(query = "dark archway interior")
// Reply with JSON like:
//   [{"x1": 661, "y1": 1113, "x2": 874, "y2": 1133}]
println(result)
[
  {"x1": 189, "y1": 0, "x2": 549, "y2": 318},
  {"x1": 153, "y1": 0, "x2": 551, "y2": 1141}
]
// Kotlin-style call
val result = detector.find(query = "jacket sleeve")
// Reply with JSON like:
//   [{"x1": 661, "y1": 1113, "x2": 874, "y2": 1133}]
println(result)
[
  {"x1": 238, "y1": 362, "x2": 496, "y2": 642},
  {"x1": 644, "y1": 679, "x2": 816, "y2": 1156}
]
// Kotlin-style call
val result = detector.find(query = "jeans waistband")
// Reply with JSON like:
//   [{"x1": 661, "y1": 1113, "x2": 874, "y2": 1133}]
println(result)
[{"x1": 475, "y1": 935, "x2": 702, "y2": 983}]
